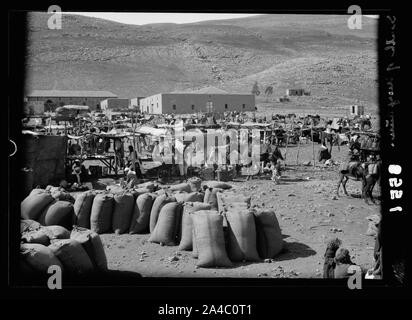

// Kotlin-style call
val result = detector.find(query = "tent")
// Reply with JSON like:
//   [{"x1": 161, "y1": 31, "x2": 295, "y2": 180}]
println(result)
[
  {"x1": 56, "y1": 105, "x2": 90, "y2": 114},
  {"x1": 240, "y1": 122, "x2": 272, "y2": 128},
  {"x1": 136, "y1": 126, "x2": 168, "y2": 137}
]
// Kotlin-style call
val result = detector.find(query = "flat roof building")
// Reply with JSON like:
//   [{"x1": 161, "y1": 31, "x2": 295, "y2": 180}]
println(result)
[
  {"x1": 26, "y1": 90, "x2": 118, "y2": 112},
  {"x1": 100, "y1": 98, "x2": 130, "y2": 112},
  {"x1": 139, "y1": 87, "x2": 255, "y2": 114}
]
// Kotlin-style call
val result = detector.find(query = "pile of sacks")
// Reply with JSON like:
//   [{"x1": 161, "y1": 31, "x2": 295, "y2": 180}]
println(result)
[
  {"x1": 145, "y1": 179, "x2": 233, "y2": 246},
  {"x1": 21, "y1": 177, "x2": 284, "y2": 270},
  {"x1": 174, "y1": 189, "x2": 284, "y2": 268},
  {"x1": 20, "y1": 219, "x2": 107, "y2": 276},
  {"x1": 146, "y1": 179, "x2": 284, "y2": 269},
  {"x1": 21, "y1": 188, "x2": 76, "y2": 230},
  {"x1": 20, "y1": 178, "x2": 220, "y2": 237}
]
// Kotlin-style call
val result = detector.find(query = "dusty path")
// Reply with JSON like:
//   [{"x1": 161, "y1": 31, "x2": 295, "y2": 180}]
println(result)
[{"x1": 100, "y1": 144, "x2": 380, "y2": 278}]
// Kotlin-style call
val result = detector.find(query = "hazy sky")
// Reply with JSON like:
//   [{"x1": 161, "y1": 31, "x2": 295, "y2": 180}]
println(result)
[{"x1": 70, "y1": 13, "x2": 263, "y2": 26}]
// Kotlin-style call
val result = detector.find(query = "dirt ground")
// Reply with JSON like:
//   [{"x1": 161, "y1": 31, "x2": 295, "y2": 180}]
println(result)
[{"x1": 96, "y1": 143, "x2": 380, "y2": 278}]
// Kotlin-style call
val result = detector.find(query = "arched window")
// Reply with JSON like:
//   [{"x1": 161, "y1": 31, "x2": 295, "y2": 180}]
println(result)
[{"x1": 173, "y1": 104, "x2": 176, "y2": 110}]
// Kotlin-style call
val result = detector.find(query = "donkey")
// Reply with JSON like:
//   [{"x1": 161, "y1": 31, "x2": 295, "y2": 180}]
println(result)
[
  {"x1": 337, "y1": 162, "x2": 364, "y2": 196},
  {"x1": 337, "y1": 161, "x2": 380, "y2": 204}
]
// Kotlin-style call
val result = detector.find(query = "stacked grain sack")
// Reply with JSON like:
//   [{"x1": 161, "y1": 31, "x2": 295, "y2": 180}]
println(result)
[
  {"x1": 178, "y1": 202, "x2": 212, "y2": 251},
  {"x1": 20, "y1": 181, "x2": 157, "y2": 235},
  {"x1": 129, "y1": 193, "x2": 156, "y2": 234},
  {"x1": 21, "y1": 188, "x2": 75, "y2": 230},
  {"x1": 144, "y1": 181, "x2": 272, "y2": 268},
  {"x1": 87, "y1": 184, "x2": 161, "y2": 235},
  {"x1": 146, "y1": 181, "x2": 205, "y2": 246},
  {"x1": 156, "y1": 181, "x2": 231, "y2": 268},
  {"x1": 149, "y1": 202, "x2": 183, "y2": 246},
  {"x1": 218, "y1": 191, "x2": 284, "y2": 260},
  {"x1": 90, "y1": 192, "x2": 114, "y2": 234},
  {"x1": 20, "y1": 220, "x2": 108, "y2": 278},
  {"x1": 21, "y1": 179, "x2": 284, "y2": 270},
  {"x1": 203, "y1": 190, "x2": 260, "y2": 265},
  {"x1": 89, "y1": 181, "x2": 161, "y2": 234},
  {"x1": 112, "y1": 192, "x2": 135, "y2": 234},
  {"x1": 192, "y1": 210, "x2": 232, "y2": 268},
  {"x1": 253, "y1": 210, "x2": 284, "y2": 259},
  {"x1": 180, "y1": 186, "x2": 283, "y2": 268},
  {"x1": 73, "y1": 190, "x2": 96, "y2": 229},
  {"x1": 45, "y1": 185, "x2": 75, "y2": 203}
]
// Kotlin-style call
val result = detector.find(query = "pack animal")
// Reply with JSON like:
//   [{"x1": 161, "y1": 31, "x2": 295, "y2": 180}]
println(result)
[{"x1": 336, "y1": 160, "x2": 381, "y2": 204}]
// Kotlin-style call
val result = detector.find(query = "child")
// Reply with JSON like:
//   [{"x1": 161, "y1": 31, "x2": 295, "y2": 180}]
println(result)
[
  {"x1": 270, "y1": 146, "x2": 284, "y2": 184},
  {"x1": 271, "y1": 159, "x2": 282, "y2": 184},
  {"x1": 323, "y1": 238, "x2": 342, "y2": 279},
  {"x1": 72, "y1": 160, "x2": 83, "y2": 186}
]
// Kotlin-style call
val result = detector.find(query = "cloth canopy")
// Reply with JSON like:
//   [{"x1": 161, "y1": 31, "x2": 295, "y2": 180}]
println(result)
[
  {"x1": 136, "y1": 126, "x2": 168, "y2": 137},
  {"x1": 56, "y1": 105, "x2": 90, "y2": 112}
]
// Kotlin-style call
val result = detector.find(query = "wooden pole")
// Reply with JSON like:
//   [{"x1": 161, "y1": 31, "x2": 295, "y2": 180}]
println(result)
[
  {"x1": 296, "y1": 126, "x2": 303, "y2": 165},
  {"x1": 284, "y1": 134, "x2": 289, "y2": 162},
  {"x1": 132, "y1": 110, "x2": 137, "y2": 151},
  {"x1": 311, "y1": 123, "x2": 315, "y2": 168}
]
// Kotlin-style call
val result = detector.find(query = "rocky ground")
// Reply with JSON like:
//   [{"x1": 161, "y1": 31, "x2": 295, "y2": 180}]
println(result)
[{"x1": 98, "y1": 143, "x2": 380, "y2": 278}]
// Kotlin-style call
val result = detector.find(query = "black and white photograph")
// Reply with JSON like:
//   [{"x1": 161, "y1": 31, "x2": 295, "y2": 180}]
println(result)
[{"x1": 5, "y1": 6, "x2": 407, "y2": 303}]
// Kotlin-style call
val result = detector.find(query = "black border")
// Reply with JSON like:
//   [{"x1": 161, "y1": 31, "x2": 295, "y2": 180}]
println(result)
[{"x1": 4, "y1": 4, "x2": 409, "y2": 302}]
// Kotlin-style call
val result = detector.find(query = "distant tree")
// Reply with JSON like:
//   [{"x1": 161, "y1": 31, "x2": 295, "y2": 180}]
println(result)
[
  {"x1": 44, "y1": 100, "x2": 57, "y2": 112},
  {"x1": 264, "y1": 86, "x2": 273, "y2": 102},
  {"x1": 251, "y1": 81, "x2": 260, "y2": 96}
]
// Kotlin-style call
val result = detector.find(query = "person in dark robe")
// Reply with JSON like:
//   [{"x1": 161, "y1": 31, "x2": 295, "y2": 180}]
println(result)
[
  {"x1": 71, "y1": 159, "x2": 87, "y2": 185},
  {"x1": 114, "y1": 138, "x2": 125, "y2": 169},
  {"x1": 323, "y1": 238, "x2": 342, "y2": 279},
  {"x1": 334, "y1": 248, "x2": 358, "y2": 279},
  {"x1": 318, "y1": 144, "x2": 331, "y2": 163},
  {"x1": 270, "y1": 146, "x2": 284, "y2": 183}
]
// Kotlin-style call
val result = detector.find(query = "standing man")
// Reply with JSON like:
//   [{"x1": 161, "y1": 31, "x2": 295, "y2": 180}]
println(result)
[
  {"x1": 270, "y1": 146, "x2": 284, "y2": 184},
  {"x1": 363, "y1": 154, "x2": 380, "y2": 204},
  {"x1": 114, "y1": 138, "x2": 125, "y2": 170},
  {"x1": 72, "y1": 159, "x2": 87, "y2": 186},
  {"x1": 126, "y1": 145, "x2": 142, "y2": 178}
]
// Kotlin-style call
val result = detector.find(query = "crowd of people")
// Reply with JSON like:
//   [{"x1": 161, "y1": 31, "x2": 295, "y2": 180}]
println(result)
[{"x1": 62, "y1": 109, "x2": 377, "y2": 188}]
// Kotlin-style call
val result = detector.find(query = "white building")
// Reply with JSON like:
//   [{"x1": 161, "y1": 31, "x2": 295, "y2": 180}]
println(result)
[
  {"x1": 129, "y1": 97, "x2": 145, "y2": 109},
  {"x1": 139, "y1": 87, "x2": 255, "y2": 114},
  {"x1": 26, "y1": 90, "x2": 118, "y2": 111},
  {"x1": 100, "y1": 98, "x2": 130, "y2": 112},
  {"x1": 349, "y1": 105, "x2": 365, "y2": 116}
]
